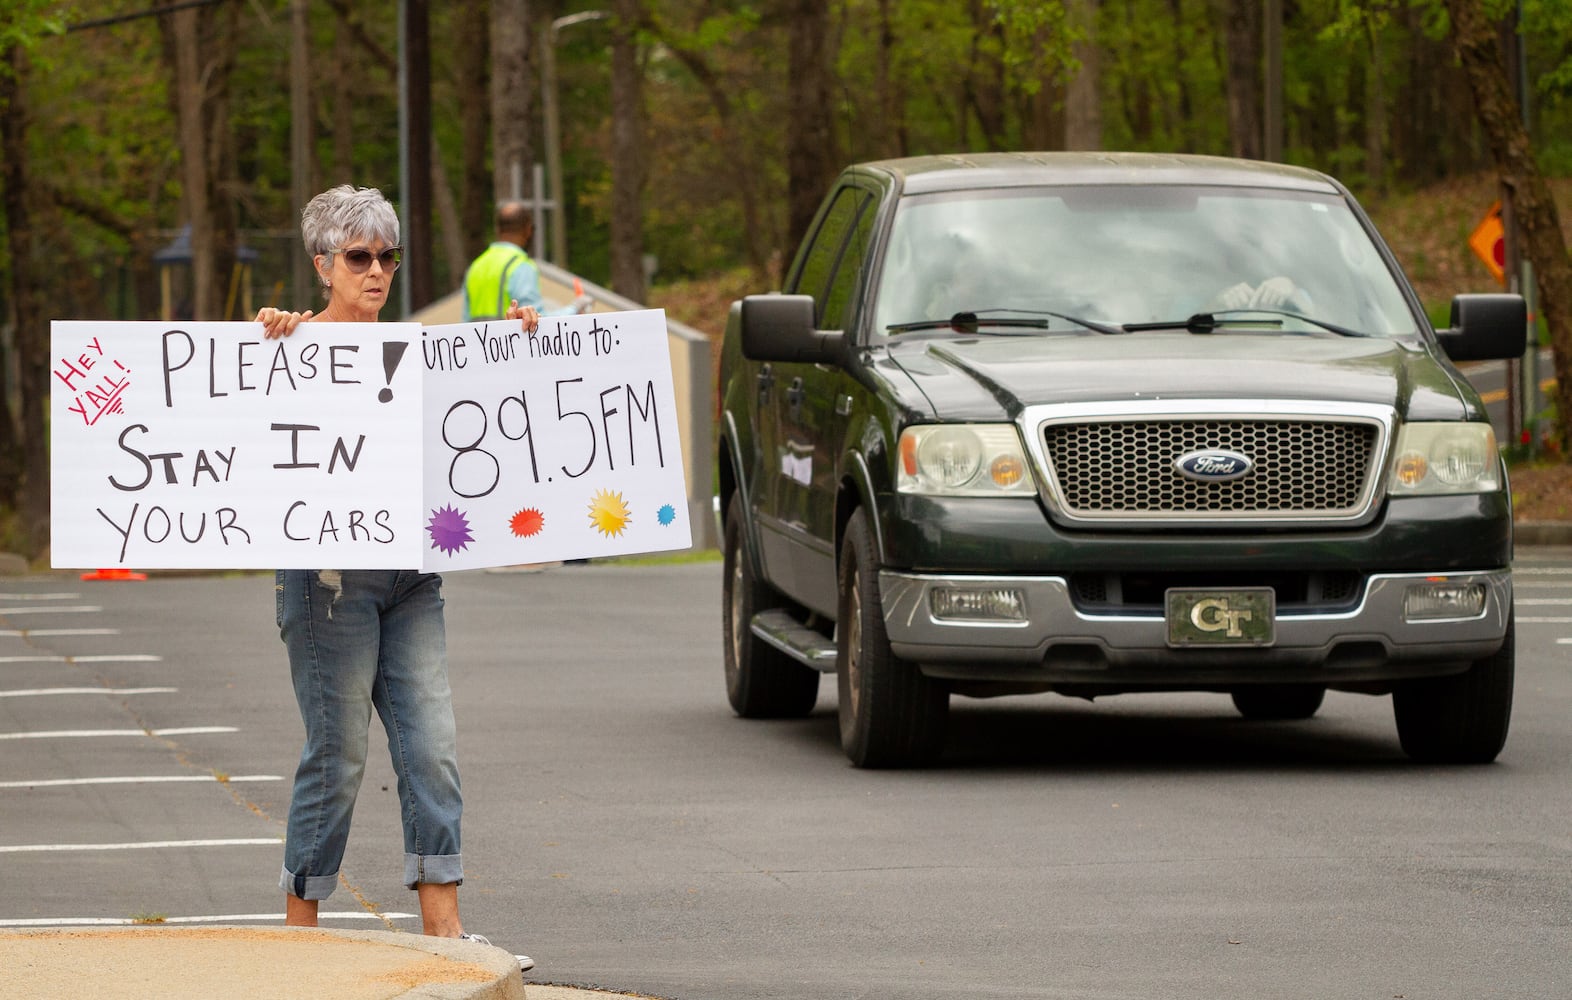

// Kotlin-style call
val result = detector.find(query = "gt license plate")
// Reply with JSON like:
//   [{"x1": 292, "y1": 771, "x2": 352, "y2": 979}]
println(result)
[{"x1": 1165, "y1": 588, "x2": 1276, "y2": 648}]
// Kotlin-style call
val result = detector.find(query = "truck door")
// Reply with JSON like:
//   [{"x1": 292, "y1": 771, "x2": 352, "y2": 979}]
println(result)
[
  {"x1": 747, "y1": 185, "x2": 876, "y2": 613},
  {"x1": 754, "y1": 186, "x2": 872, "y2": 603}
]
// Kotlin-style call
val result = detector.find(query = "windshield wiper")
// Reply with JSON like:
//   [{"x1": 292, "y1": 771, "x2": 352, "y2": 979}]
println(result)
[
  {"x1": 888, "y1": 309, "x2": 1124, "y2": 336},
  {"x1": 1122, "y1": 310, "x2": 1369, "y2": 338}
]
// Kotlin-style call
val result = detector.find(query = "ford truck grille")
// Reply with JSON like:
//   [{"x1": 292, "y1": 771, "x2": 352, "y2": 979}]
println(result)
[{"x1": 1040, "y1": 416, "x2": 1383, "y2": 524}]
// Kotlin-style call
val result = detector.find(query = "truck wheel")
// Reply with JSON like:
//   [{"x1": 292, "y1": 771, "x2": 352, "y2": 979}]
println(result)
[
  {"x1": 722, "y1": 494, "x2": 819, "y2": 718},
  {"x1": 1230, "y1": 684, "x2": 1326, "y2": 720},
  {"x1": 1393, "y1": 616, "x2": 1514, "y2": 764},
  {"x1": 836, "y1": 509, "x2": 948, "y2": 768}
]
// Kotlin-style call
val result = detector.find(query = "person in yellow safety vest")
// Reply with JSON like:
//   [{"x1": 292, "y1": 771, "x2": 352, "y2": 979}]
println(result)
[{"x1": 462, "y1": 200, "x2": 589, "y2": 321}]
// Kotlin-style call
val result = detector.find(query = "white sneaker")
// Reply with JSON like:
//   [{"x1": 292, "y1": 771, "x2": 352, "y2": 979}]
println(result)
[{"x1": 458, "y1": 933, "x2": 534, "y2": 972}]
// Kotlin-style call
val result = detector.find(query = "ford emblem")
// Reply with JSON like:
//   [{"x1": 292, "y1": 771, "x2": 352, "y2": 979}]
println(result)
[{"x1": 1176, "y1": 449, "x2": 1253, "y2": 482}]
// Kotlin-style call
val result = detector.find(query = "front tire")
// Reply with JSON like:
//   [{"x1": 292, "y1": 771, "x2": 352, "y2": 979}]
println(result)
[
  {"x1": 1393, "y1": 616, "x2": 1514, "y2": 764},
  {"x1": 722, "y1": 494, "x2": 819, "y2": 718},
  {"x1": 837, "y1": 509, "x2": 947, "y2": 767}
]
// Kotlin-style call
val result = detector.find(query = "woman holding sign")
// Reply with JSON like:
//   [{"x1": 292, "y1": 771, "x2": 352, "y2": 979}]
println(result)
[{"x1": 256, "y1": 185, "x2": 539, "y2": 968}]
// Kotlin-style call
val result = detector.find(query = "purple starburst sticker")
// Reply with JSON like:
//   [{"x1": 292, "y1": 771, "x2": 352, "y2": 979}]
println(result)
[{"x1": 427, "y1": 504, "x2": 474, "y2": 555}]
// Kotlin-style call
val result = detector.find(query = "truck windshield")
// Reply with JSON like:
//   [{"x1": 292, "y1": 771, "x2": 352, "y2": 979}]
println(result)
[{"x1": 873, "y1": 184, "x2": 1418, "y2": 339}]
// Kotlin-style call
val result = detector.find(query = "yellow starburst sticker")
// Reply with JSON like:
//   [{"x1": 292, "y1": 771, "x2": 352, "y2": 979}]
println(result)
[{"x1": 587, "y1": 489, "x2": 632, "y2": 537}]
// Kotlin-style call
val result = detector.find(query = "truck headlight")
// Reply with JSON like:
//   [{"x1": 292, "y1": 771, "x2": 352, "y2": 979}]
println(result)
[
  {"x1": 897, "y1": 425, "x2": 1036, "y2": 496},
  {"x1": 1388, "y1": 423, "x2": 1500, "y2": 495}
]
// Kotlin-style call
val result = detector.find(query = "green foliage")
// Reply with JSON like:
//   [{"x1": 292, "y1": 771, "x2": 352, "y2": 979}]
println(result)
[
  {"x1": 1317, "y1": 0, "x2": 1401, "y2": 41},
  {"x1": 9, "y1": 0, "x2": 1572, "y2": 316},
  {"x1": 1097, "y1": 0, "x2": 1228, "y2": 153},
  {"x1": 987, "y1": 0, "x2": 1076, "y2": 97},
  {"x1": 0, "y1": 2, "x2": 66, "y2": 59}
]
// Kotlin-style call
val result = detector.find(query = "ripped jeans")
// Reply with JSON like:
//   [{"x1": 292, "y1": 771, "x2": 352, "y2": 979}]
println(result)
[{"x1": 275, "y1": 569, "x2": 463, "y2": 900}]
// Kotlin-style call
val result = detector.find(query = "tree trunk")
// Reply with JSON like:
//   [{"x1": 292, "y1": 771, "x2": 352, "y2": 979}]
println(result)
[
  {"x1": 455, "y1": 0, "x2": 492, "y2": 258},
  {"x1": 783, "y1": 0, "x2": 838, "y2": 271},
  {"x1": 491, "y1": 0, "x2": 533, "y2": 203},
  {"x1": 875, "y1": 0, "x2": 906, "y2": 157},
  {"x1": 322, "y1": 0, "x2": 473, "y2": 291},
  {"x1": 208, "y1": 1, "x2": 240, "y2": 318},
  {"x1": 1224, "y1": 0, "x2": 1261, "y2": 159},
  {"x1": 1446, "y1": 0, "x2": 1572, "y2": 450},
  {"x1": 1363, "y1": 22, "x2": 1388, "y2": 192},
  {"x1": 0, "y1": 52, "x2": 19, "y2": 505},
  {"x1": 1165, "y1": 0, "x2": 1194, "y2": 151},
  {"x1": 0, "y1": 45, "x2": 48, "y2": 552},
  {"x1": 332, "y1": 8, "x2": 354, "y2": 182},
  {"x1": 1397, "y1": 5, "x2": 1481, "y2": 185},
  {"x1": 163, "y1": 5, "x2": 216, "y2": 318},
  {"x1": 160, "y1": 0, "x2": 240, "y2": 320},
  {"x1": 964, "y1": 6, "x2": 1008, "y2": 150},
  {"x1": 1064, "y1": 0, "x2": 1101, "y2": 150},
  {"x1": 403, "y1": 0, "x2": 434, "y2": 312},
  {"x1": 609, "y1": 0, "x2": 646, "y2": 301}
]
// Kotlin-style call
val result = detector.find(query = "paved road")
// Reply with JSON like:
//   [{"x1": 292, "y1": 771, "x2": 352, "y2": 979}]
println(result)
[
  {"x1": 1461, "y1": 347, "x2": 1554, "y2": 444},
  {"x1": 2, "y1": 560, "x2": 1568, "y2": 999}
]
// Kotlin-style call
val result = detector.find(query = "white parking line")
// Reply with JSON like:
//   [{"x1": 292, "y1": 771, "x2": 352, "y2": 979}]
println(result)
[
  {"x1": 0, "y1": 687, "x2": 177, "y2": 698},
  {"x1": 0, "y1": 629, "x2": 119, "y2": 638},
  {"x1": 1513, "y1": 567, "x2": 1572, "y2": 575},
  {"x1": 0, "y1": 606, "x2": 102, "y2": 615},
  {"x1": 0, "y1": 775, "x2": 282, "y2": 789},
  {"x1": 0, "y1": 593, "x2": 82, "y2": 601},
  {"x1": 0, "y1": 655, "x2": 163, "y2": 663},
  {"x1": 1515, "y1": 617, "x2": 1572, "y2": 624},
  {"x1": 1517, "y1": 598, "x2": 1572, "y2": 605},
  {"x1": 0, "y1": 838, "x2": 278, "y2": 853},
  {"x1": 0, "y1": 727, "x2": 237, "y2": 740},
  {"x1": 0, "y1": 912, "x2": 415, "y2": 927}
]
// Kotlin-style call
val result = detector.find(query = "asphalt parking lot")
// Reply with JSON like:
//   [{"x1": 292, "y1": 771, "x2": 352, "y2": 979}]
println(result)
[{"x1": 4, "y1": 559, "x2": 1569, "y2": 999}]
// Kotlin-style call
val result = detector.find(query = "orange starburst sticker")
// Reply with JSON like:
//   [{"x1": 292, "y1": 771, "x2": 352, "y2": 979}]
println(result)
[{"x1": 510, "y1": 507, "x2": 545, "y2": 537}]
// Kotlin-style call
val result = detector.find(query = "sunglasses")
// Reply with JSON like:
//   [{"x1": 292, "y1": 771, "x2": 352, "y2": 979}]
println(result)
[{"x1": 330, "y1": 246, "x2": 402, "y2": 273}]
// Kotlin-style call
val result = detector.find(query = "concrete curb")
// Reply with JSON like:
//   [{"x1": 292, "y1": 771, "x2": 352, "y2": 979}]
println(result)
[
  {"x1": 1514, "y1": 521, "x2": 1572, "y2": 547},
  {"x1": 0, "y1": 925, "x2": 530, "y2": 1000}
]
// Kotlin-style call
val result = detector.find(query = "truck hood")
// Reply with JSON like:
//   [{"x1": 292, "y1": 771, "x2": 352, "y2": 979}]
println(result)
[{"x1": 886, "y1": 333, "x2": 1475, "y2": 422}]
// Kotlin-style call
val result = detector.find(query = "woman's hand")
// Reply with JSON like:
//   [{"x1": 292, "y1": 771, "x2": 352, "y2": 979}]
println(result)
[
  {"x1": 255, "y1": 307, "x2": 313, "y2": 339},
  {"x1": 505, "y1": 301, "x2": 541, "y2": 332}
]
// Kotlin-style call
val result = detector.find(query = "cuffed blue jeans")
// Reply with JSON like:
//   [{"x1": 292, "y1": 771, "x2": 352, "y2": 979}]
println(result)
[{"x1": 275, "y1": 569, "x2": 463, "y2": 900}]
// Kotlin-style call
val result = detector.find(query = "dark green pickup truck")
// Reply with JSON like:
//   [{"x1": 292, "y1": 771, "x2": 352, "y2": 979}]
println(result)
[{"x1": 717, "y1": 152, "x2": 1525, "y2": 767}]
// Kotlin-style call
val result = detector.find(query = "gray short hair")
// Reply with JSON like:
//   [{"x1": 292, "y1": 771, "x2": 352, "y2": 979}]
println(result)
[{"x1": 301, "y1": 185, "x2": 399, "y2": 258}]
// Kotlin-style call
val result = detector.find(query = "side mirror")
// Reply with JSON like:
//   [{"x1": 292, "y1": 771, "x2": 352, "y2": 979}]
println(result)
[
  {"x1": 1435, "y1": 293, "x2": 1527, "y2": 362},
  {"x1": 740, "y1": 294, "x2": 844, "y2": 364}
]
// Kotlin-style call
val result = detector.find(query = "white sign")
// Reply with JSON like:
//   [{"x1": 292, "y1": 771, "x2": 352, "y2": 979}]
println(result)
[
  {"x1": 50, "y1": 321, "x2": 425, "y2": 569},
  {"x1": 418, "y1": 309, "x2": 691, "y2": 571},
  {"x1": 49, "y1": 311, "x2": 692, "y2": 571}
]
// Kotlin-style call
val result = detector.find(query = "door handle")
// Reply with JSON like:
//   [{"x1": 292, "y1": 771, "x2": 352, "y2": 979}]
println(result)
[
  {"x1": 786, "y1": 377, "x2": 805, "y2": 419},
  {"x1": 756, "y1": 363, "x2": 774, "y2": 400}
]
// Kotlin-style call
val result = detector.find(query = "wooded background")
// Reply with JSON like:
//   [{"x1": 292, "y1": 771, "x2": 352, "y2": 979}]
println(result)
[{"x1": 2, "y1": 0, "x2": 1571, "y2": 555}]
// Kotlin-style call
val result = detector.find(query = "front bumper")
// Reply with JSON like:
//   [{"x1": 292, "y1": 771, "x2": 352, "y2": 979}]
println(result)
[{"x1": 880, "y1": 569, "x2": 1511, "y2": 686}]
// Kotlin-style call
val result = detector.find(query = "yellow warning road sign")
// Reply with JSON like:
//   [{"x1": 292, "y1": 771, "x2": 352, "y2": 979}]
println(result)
[{"x1": 1469, "y1": 200, "x2": 1506, "y2": 286}]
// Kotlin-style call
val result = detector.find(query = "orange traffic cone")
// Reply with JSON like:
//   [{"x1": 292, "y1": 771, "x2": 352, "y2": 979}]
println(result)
[{"x1": 80, "y1": 568, "x2": 147, "y2": 581}]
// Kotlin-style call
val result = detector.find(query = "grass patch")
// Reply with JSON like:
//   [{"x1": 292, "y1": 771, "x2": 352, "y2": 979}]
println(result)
[{"x1": 599, "y1": 547, "x2": 721, "y2": 567}]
